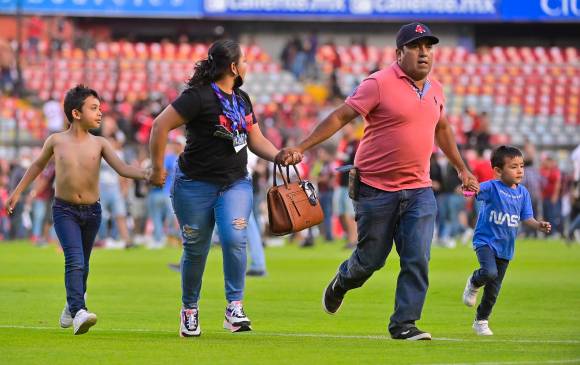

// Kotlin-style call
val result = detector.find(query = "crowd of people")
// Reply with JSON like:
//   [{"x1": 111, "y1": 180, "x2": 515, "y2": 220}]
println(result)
[
  {"x1": 1, "y1": 109, "x2": 579, "y2": 248},
  {"x1": 1, "y1": 22, "x2": 578, "y2": 248}
]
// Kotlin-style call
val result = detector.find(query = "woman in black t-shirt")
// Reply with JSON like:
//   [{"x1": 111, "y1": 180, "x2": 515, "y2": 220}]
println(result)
[{"x1": 149, "y1": 40, "x2": 296, "y2": 337}]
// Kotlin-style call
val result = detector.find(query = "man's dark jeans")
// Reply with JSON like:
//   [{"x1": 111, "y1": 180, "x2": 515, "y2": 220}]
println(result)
[
  {"x1": 471, "y1": 245, "x2": 509, "y2": 320},
  {"x1": 52, "y1": 198, "x2": 101, "y2": 317},
  {"x1": 335, "y1": 183, "x2": 437, "y2": 334}
]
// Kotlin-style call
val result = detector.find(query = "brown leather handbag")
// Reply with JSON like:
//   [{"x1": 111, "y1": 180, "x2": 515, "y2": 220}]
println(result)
[{"x1": 267, "y1": 163, "x2": 324, "y2": 236}]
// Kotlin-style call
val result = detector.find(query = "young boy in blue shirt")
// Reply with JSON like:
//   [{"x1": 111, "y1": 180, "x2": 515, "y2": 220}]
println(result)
[{"x1": 462, "y1": 146, "x2": 551, "y2": 336}]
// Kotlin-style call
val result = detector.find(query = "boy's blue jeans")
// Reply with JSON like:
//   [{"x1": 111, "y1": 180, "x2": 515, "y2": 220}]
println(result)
[
  {"x1": 52, "y1": 198, "x2": 101, "y2": 317},
  {"x1": 334, "y1": 183, "x2": 437, "y2": 334},
  {"x1": 171, "y1": 166, "x2": 252, "y2": 308},
  {"x1": 471, "y1": 245, "x2": 509, "y2": 320}
]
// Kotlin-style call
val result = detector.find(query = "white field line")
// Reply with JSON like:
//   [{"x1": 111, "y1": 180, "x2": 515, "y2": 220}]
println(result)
[
  {"x1": 421, "y1": 360, "x2": 580, "y2": 365},
  {"x1": 0, "y1": 324, "x2": 579, "y2": 346}
]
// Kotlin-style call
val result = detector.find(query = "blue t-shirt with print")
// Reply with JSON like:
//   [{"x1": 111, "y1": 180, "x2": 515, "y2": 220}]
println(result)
[{"x1": 473, "y1": 180, "x2": 534, "y2": 260}]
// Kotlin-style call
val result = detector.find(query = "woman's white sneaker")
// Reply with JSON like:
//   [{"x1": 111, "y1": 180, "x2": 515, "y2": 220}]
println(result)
[
  {"x1": 180, "y1": 308, "x2": 201, "y2": 337},
  {"x1": 73, "y1": 309, "x2": 97, "y2": 335},
  {"x1": 224, "y1": 301, "x2": 251, "y2": 332},
  {"x1": 473, "y1": 319, "x2": 493, "y2": 336}
]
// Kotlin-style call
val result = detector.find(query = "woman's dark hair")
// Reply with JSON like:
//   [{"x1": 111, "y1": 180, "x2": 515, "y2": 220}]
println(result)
[{"x1": 186, "y1": 39, "x2": 242, "y2": 88}]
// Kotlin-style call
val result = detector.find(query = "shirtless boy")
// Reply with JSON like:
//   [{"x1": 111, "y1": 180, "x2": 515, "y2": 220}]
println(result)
[{"x1": 6, "y1": 85, "x2": 152, "y2": 335}]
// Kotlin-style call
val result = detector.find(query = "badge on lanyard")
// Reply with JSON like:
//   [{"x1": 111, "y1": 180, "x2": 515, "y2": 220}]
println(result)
[
  {"x1": 233, "y1": 130, "x2": 247, "y2": 153},
  {"x1": 211, "y1": 83, "x2": 248, "y2": 154}
]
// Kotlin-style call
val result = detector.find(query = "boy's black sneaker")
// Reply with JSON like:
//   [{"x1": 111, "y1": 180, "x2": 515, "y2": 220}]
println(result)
[
  {"x1": 391, "y1": 327, "x2": 432, "y2": 341},
  {"x1": 322, "y1": 273, "x2": 347, "y2": 314}
]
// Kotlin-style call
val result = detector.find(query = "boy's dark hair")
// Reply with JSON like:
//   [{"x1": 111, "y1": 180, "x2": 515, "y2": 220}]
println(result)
[
  {"x1": 63, "y1": 84, "x2": 100, "y2": 123},
  {"x1": 490, "y1": 145, "x2": 523, "y2": 169}
]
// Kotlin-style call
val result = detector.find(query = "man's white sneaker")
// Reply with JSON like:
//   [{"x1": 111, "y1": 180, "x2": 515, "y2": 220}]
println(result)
[
  {"x1": 72, "y1": 309, "x2": 97, "y2": 335},
  {"x1": 473, "y1": 319, "x2": 493, "y2": 336},
  {"x1": 180, "y1": 308, "x2": 201, "y2": 337},
  {"x1": 60, "y1": 304, "x2": 73, "y2": 328},
  {"x1": 224, "y1": 301, "x2": 251, "y2": 332},
  {"x1": 463, "y1": 274, "x2": 481, "y2": 307}
]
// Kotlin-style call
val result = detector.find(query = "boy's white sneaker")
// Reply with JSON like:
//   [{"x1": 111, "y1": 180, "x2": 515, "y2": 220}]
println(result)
[
  {"x1": 60, "y1": 293, "x2": 87, "y2": 328},
  {"x1": 473, "y1": 319, "x2": 493, "y2": 336},
  {"x1": 73, "y1": 309, "x2": 97, "y2": 335},
  {"x1": 60, "y1": 304, "x2": 73, "y2": 328},
  {"x1": 463, "y1": 274, "x2": 481, "y2": 307}
]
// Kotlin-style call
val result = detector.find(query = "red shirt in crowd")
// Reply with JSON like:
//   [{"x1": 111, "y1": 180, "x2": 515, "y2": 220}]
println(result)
[
  {"x1": 540, "y1": 166, "x2": 561, "y2": 200},
  {"x1": 472, "y1": 158, "x2": 494, "y2": 183}
]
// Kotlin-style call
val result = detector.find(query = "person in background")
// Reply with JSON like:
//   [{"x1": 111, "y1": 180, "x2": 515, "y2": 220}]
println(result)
[
  {"x1": 98, "y1": 135, "x2": 132, "y2": 249},
  {"x1": 540, "y1": 154, "x2": 562, "y2": 237},
  {"x1": 43, "y1": 94, "x2": 66, "y2": 135},
  {"x1": 27, "y1": 160, "x2": 55, "y2": 246},
  {"x1": 471, "y1": 149, "x2": 494, "y2": 184},
  {"x1": 246, "y1": 150, "x2": 267, "y2": 276},
  {"x1": 566, "y1": 144, "x2": 580, "y2": 242},
  {"x1": 127, "y1": 145, "x2": 150, "y2": 246},
  {"x1": 437, "y1": 155, "x2": 467, "y2": 248},
  {"x1": 520, "y1": 148, "x2": 544, "y2": 238},
  {"x1": 0, "y1": 171, "x2": 9, "y2": 240},
  {"x1": 8, "y1": 154, "x2": 32, "y2": 239},
  {"x1": 334, "y1": 123, "x2": 358, "y2": 249},
  {"x1": 26, "y1": 15, "x2": 44, "y2": 61},
  {"x1": 430, "y1": 152, "x2": 444, "y2": 242},
  {"x1": 316, "y1": 146, "x2": 336, "y2": 242},
  {"x1": 146, "y1": 136, "x2": 182, "y2": 249}
]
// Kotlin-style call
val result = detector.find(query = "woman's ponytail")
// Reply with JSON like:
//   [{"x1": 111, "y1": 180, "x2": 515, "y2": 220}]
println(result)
[{"x1": 185, "y1": 39, "x2": 241, "y2": 89}]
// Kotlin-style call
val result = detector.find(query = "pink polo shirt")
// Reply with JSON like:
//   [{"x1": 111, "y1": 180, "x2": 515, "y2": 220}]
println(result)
[{"x1": 345, "y1": 62, "x2": 446, "y2": 192}]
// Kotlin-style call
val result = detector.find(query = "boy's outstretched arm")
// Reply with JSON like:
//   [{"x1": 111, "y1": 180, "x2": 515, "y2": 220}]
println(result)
[
  {"x1": 523, "y1": 218, "x2": 552, "y2": 234},
  {"x1": 100, "y1": 137, "x2": 148, "y2": 181},
  {"x1": 6, "y1": 135, "x2": 55, "y2": 214}
]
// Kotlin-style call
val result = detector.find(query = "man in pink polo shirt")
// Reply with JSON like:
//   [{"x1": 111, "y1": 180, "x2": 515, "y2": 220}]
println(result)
[{"x1": 276, "y1": 22, "x2": 479, "y2": 340}]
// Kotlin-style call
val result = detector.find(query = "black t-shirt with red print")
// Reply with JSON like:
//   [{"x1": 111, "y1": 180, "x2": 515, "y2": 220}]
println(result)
[{"x1": 171, "y1": 84, "x2": 255, "y2": 187}]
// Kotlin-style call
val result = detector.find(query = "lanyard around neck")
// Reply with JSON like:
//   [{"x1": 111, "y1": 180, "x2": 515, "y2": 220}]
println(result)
[{"x1": 210, "y1": 83, "x2": 247, "y2": 133}]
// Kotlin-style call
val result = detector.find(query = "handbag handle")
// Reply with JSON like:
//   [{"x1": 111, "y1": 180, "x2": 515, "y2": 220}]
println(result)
[
  {"x1": 286, "y1": 164, "x2": 303, "y2": 183},
  {"x1": 272, "y1": 163, "x2": 302, "y2": 187},
  {"x1": 273, "y1": 163, "x2": 288, "y2": 188}
]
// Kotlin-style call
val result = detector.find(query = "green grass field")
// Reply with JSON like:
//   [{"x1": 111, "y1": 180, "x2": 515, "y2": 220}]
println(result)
[{"x1": 1, "y1": 239, "x2": 579, "y2": 365}]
